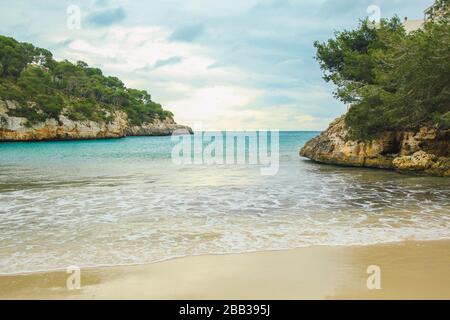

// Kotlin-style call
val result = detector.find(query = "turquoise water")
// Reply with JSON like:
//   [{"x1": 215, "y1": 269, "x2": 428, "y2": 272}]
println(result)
[{"x1": 0, "y1": 132, "x2": 449, "y2": 274}]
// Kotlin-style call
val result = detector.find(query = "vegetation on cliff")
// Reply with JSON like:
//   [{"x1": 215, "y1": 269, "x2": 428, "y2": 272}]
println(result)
[
  {"x1": 314, "y1": 0, "x2": 450, "y2": 140},
  {"x1": 0, "y1": 35, "x2": 173, "y2": 126}
]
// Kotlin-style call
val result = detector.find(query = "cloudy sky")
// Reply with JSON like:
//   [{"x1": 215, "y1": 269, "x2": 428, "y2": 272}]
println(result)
[{"x1": 0, "y1": 0, "x2": 433, "y2": 130}]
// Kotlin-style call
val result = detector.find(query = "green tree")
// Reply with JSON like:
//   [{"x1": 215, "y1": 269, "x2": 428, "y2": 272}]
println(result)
[
  {"x1": 0, "y1": 34, "x2": 175, "y2": 125},
  {"x1": 17, "y1": 66, "x2": 52, "y2": 96},
  {"x1": 314, "y1": 2, "x2": 450, "y2": 140}
]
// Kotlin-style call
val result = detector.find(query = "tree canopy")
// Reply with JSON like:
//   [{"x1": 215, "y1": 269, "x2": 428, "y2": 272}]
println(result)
[
  {"x1": 0, "y1": 35, "x2": 173, "y2": 125},
  {"x1": 314, "y1": 0, "x2": 450, "y2": 140}
]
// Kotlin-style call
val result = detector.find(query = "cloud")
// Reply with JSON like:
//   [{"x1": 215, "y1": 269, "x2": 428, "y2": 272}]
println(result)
[
  {"x1": 87, "y1": 7, "x2": 126, "y2": 26},
  {"x1": 166, "y1": 85, "x2": 263, "y2": 130},
  {"x1": 0, "y1": 0, "x2": 433, "y2": 130},
  {"x1": 153, "y1": 56, "x2": 183, "y2": 69},
  {"x1": 319, "y1": 0, "x2": 366, "y2": 17},
  {"x1": 170, "y1": 24, "x2": 204, "y2": 42},
  {"x1": 94, "y1": 0, "x2": 113, "y2": 7},
  {"x1": 261, "y1": 95, "x2": 297, "y2": 106}
]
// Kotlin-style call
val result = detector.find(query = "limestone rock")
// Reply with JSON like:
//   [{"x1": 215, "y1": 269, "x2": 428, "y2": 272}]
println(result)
[
  {"x1": 300, "y1": 115, "x2": 449, "y2": 177},
  {"x1": 299, "y1": 116, "x2": 395, "y2": 169},
  {"x1": 393, "y1": 151, "x2": 436, "y2": 170},
  {"x1": 126, "y1": 117, "x2": 193, "y2": 136},
  {"x1": 393, "y1": 151, "x2": 450, "y2": 176},
  {"x1": 0, "y1": 99, "x2": 192, "y2": 141}
]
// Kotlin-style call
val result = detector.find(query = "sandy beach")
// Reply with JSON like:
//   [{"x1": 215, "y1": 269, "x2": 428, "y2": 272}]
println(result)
[{"x1": 1, "y1": 240, "x2": 449, "y2": 300}]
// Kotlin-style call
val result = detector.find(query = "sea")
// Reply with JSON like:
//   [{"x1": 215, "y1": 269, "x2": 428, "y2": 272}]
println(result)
[{"x1": 0, "y1": 131, "x2": 449, "y2": 274}]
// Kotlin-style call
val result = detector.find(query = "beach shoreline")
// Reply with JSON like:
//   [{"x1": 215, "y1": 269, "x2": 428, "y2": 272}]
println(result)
[{"x1": 1, "y1": 240, "x2": 449, "y2": 300}]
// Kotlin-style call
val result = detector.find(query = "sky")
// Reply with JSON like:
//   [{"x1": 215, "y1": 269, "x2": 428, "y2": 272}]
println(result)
[{"x1": 0, "y1": 0, "x2": 434, "y2": 130}]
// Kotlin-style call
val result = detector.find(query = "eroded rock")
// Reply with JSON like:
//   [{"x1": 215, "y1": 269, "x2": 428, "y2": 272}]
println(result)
[
  {"x1": 0, "y1": 99, "x2": 192, "y2": 141},
  {"x1": 300, "y1": 115, "x2": 449, "y2": 177}
]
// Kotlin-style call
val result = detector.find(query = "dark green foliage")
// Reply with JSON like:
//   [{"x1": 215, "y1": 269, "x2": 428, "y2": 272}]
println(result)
[
  {"x1": 0, "y1": 81, "x2": 26, "y2": 103},
  {"x1": 0, "y1": 35, "x2": 173, "y2": 125},
  {"x1": 17, "y1": 66, "x2": 52, "y2": 96},
  {"x1": 36, "y1": 95, "x2": 64, "y2": 119},
  {"x1": 8, "y1": 105, "x2": 48, "y2": 125},
  {"x1": 314, "y1": 0, "x2": 450, "y2": 140},
  {"x1": 314, "y1": 18, "x2": 406, "y2": 104}
]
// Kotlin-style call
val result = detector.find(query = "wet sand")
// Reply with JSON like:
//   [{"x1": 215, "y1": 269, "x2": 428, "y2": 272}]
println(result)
[{"x1": 1, "y1": 240, "x2": 449, "y2": 299}]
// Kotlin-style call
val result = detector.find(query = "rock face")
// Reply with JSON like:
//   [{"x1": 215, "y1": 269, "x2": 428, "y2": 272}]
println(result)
[
  {"x1": 126, "y1": 118, "x2": 193, "y2": 136},
  {"x1": 300, "y1": 115, "x2": 450, "y2": 176},
  {"x1": 0, "y1": 100, "x2": 192, "y2": 141}
]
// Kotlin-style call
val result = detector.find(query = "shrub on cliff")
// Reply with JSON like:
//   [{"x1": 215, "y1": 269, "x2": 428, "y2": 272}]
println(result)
[
  {"x1": 0, "y1": 35, "x2": 173, "y2": 125},
  {"x1": 314, "y1": 1, "x2": 450, "y2": 140}
]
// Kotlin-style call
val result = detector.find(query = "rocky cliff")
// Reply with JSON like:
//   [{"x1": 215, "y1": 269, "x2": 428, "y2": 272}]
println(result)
[
  {"x1": 300, "y1": 115, "x2": 450, "y2": 176},
  {"x1": 0, "y1": 100, "x2": 192, "y2": 141},
  {"x1": 126, "y1": 118, "x2": 192, "y2": 136}
]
